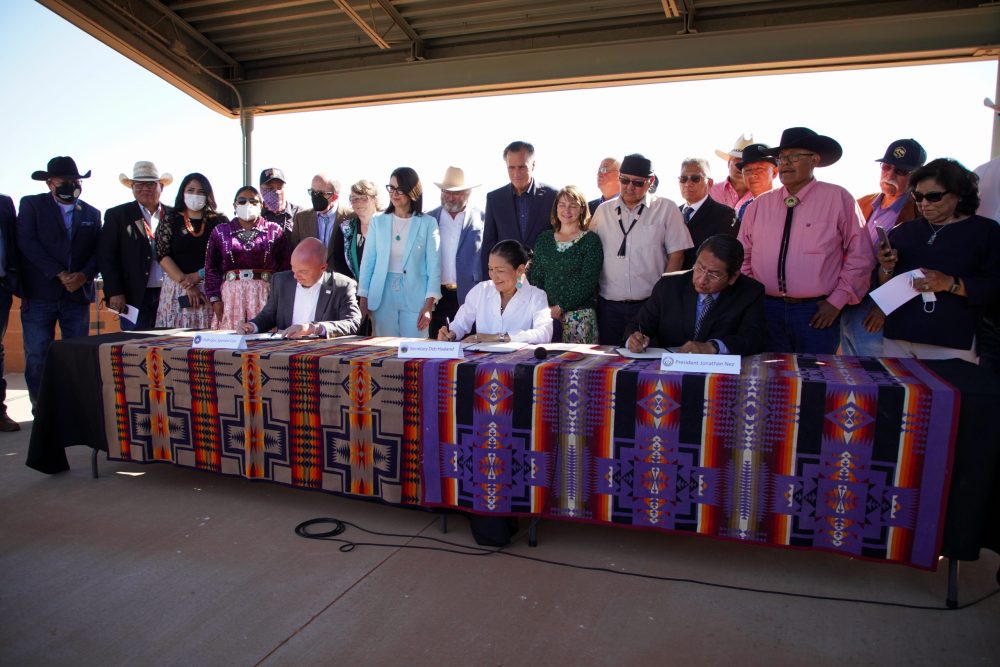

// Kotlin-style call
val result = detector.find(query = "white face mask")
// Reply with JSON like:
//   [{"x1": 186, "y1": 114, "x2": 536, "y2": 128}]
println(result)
[
  {"x1": 184, "y1": 193, "x2": 207, "y2": 211},
  {"x1": 236, "y1": 203, "x2": 261, "y2": 221}
]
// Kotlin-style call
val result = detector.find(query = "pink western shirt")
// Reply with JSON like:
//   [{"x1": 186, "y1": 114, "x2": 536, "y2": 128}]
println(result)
[
  {"x1": 709, "y1": 179, "x2": 753, "y2": 213},
  {"x1": 738, "y1": 179, "x2": 874, "y2": 310}
]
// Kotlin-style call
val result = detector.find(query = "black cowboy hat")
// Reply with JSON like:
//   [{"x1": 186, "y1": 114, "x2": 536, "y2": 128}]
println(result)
[
  {"x1": 763, "y1": 127, "x2": 843, "y2": 167},
  {"x1": 736, "y1": 143, "x2": 778, "y2": 170},
  {"x1": 31, "y1": 156, "x2": 91, "y2": 181}
]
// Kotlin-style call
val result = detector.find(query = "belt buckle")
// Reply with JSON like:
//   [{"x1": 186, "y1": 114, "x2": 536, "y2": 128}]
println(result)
[
  {"x1": 442, "y1": 283, "x2": 458, "y2": 291},
  {"x1": 225, "y1": 271, "x2": 236, "y2": 281},
  {"x1": 239, "y1": 269, "x2": 254, "y2": 281}
]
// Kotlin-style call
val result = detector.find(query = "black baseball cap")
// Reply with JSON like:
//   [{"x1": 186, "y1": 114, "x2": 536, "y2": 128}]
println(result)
[{"x1": 259, "y1": 167, "x2": 286, "y2": 185}]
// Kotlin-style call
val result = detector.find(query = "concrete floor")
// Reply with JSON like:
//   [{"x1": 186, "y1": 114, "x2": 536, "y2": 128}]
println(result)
[{"x1": 2, "y1": 373, "x2": 998, "y2": 667}]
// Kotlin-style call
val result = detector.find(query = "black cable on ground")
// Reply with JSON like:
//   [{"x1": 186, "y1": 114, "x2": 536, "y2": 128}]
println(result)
[{"x1": 294, "y1": 517, "x2": 1000, "y2": 612}]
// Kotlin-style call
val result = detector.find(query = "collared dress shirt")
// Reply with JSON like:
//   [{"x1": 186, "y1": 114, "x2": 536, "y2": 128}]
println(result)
[
  {"x1": 682, "y1": 195, "x2": 708, "y2": 221},
  {"x1": 591, "y1": 193, "x2": 693, "y2": 301},
  {"x1": 513, "y1": 180, "x2": 536, "y2": 240},
  {"x1": 291, "y1": 280, "x2": 323, "y2": 327},
  {"x1": 316, "y1": 209, "x2": 337, "y2": 246},
  {"x1": 448, "y1": 280, "x2": 552, "y2": 344},
  {"x1": 710, "y1": 179, "x2": 753, "y2": 212},
  {"x1": 438, "y1": 208, "x2": 465, "y2": 286},
  {"x1": 738, "y1": 179, "x2": 874, "y2": 310},
  {"x1": 865, "y1": 193, "x2": 908, "y2": 246},
  {"x1": 139, "y1": 204, "x2": 165, "y2": 288}
]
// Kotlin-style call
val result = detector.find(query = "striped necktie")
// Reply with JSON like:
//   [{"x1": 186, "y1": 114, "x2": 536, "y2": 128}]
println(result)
[
  {"x1": 683, "y1": 206, "x2": 694, "y2": 223},
  {"x1": 694, "y1": 293, "x2": 716, "y2": 338}
]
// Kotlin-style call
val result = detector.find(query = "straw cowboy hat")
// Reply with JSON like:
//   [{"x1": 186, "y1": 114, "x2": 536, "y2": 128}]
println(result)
[
  {"x1": 714, "y1": 133, "x2": 756, "y2": 162},
  {"x1": 119, "y1": 161, "x2": 173, "y2": 188},
  {"x1": 434, "y1": 166, "x2": 479, "y2": 191}
]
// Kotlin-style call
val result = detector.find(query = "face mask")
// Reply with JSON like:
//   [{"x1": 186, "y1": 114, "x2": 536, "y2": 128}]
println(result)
[
  {"x1": 262, "y1": 188, "x2": 282, "y2": 213},
  {"x1": 54, "y1": 182, "x2": 81, "y2": 204},
  {"x1": 184, "y1": 193, "x2": 207, "y2": 211},
  {"x1": 311, "y1": 193, "x2": 331, "y2": 211},
  {"x1": 236, "y1": 203, "x2": 261, "y2": 221}
]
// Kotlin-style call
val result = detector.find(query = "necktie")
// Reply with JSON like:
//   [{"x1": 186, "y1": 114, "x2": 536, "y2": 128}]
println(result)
[
  {"x1": 683, "y1": 206, "x2": 694, "y2": 223},
  {"x1": 694, "y1": 293, "x2": 716, "y2": 339}
]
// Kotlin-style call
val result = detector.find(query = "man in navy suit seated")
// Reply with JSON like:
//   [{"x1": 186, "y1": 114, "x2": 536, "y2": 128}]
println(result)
[
  {"x1": 625, "y1": 234, "x2": 767, "y2": 356},
  {"x1": 240, "y1": 237, "x2": 360, "y2": 338},
  {"x1": 16, "y1": 156, "x2": 102, "y2": 405},
  {"x1": 481, "y1": 140, "x2": 557, "y2": 277}
]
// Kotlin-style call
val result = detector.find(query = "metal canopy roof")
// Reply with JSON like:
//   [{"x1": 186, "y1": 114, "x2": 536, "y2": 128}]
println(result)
[{"x1": 37, "y1": 0, "x2": 1000, "y2": 118}]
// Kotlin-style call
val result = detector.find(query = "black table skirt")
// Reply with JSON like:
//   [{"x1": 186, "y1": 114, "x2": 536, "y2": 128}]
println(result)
[{"x1": 24, "y1": 335, "x2": 1000, "y2": 561}]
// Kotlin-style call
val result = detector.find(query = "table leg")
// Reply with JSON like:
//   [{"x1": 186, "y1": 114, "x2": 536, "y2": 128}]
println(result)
[
  {"x1": 946, "y1": 557, "x2": 959, "y2": 609},
  {"x1": 440, "y1": 513, "x2": 448, "y2": 534},
  {"x1": 91, "y1": 448, "x2": 99, "y2": 479},
  {"x1": 528, "y1": 518, "x2": 540, "y2": 547}
]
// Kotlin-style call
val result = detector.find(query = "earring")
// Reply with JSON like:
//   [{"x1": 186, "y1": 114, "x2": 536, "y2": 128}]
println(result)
[{"x1": 516, "y1": 275, "x2": 523, "y2": 289}]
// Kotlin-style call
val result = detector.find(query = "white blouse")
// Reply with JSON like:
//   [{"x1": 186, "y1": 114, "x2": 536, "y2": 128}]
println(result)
[{"x1": 449, "y1": 280, "x2": 553, "y2": 344}]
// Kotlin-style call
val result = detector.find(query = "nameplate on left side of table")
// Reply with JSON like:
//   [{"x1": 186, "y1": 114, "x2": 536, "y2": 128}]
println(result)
[
  {"x1": 660, "y1": 353, "x2": 741, "y2": 375},
  {"x1": 398, "y1": 340, "x2": 463, "y2": 359},
  {"x1": 192, "y1": 333, "x2": 248, "y2": 350}
]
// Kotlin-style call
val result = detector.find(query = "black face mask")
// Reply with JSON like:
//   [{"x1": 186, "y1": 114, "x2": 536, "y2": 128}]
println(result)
[
  {"x1": 54, "y1": 182, "x2": 81, "y2": 204},
  {"x1": 311, "y1": 193, "x2": 331, "y2": 211}
]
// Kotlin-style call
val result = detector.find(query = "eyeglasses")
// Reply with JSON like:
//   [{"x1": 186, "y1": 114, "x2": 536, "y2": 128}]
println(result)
[
  {"x1": 619, "y1": 176, "x2": 648, "y2": 188},
  {"x1": 348, "y1": 195, "x2": 370, "y2": 204},
  {"x1": 132, "y1": 182, "x2": 159, "y2": 190},
  {"x1": 597, "y1": 167, "x2": 618, "y2": 174},
  {"x1": 776, "y1": 152, "x2": 816, "y2": 165},
  {"x1": 693, "y1": 261, "x2": 727, "y2": 282},
  {"x1": 880, "y1": 163, "x2": 911, "y2": 177},
  {"x1": 385, "y1": 185, "x2": 406, "y2": 195},
  {"x1": 913, "y1": 190, "x2": 949, "y2": 203},
  {"x1": 678, "y1": 175, "x2": 704, "y2": 184},
  {"x1": 307, "y1": 189, "x2": 335, "y2": 197},
  {"x1": 235, "y1": 197, "x2": 262, "y2": 205}
]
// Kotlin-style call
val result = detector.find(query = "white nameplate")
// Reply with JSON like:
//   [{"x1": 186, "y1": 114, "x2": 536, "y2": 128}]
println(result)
[
  {"x1": 660, "y1": 353, "x2": 741, "y2": 375},
  {"x1": 192, "y1": 333, "x2": 248, "y2": 350},
  {"x1": 398, "y1": 340, "x2": 463, "y2": 359}
]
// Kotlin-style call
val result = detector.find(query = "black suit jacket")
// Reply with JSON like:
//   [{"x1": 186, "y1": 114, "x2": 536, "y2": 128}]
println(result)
[
  {"x1": 16, "y1": 193, "x2": 102, "y2": 303},
  {"x1": 624, "y1": 270, "x2": 767, "y2": 355},
  {"x1": 0, "y1": 194, "x2": 20, "y2": 296},
  {"x1": 482, "y1": 181, "x2": 557, "y2": 276},
  {"x1": 99, "y1": 200, "x2": 173, "y2": 307},
  {"x1": 250, "y1": 270, "x2": 361, "y2": 337},
  {"x1": 682, "y1": 197, "x2": 738, "y2": 270}
]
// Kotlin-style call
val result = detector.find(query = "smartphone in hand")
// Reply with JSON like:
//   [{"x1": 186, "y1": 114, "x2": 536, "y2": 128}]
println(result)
[{"x1": 876, "y1": 226, "x2": 891, "y2": 250}]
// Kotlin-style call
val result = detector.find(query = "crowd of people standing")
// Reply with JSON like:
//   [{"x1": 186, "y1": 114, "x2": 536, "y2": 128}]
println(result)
[{"x1": 1, "y1": 122, "x2": 999, "y2": 429}]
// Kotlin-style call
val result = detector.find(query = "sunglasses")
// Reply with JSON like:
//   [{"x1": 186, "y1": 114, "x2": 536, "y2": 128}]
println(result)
[
  {"x1": 880, "y1": 163, "x2": 911, "y2": 177},
  {"x1": 597, "y1": 167, "x2": 618, "y2": 174},
  {"x1": 307, "y1": 189, "x2": 335, "y2": 197},
  {"x1": 235, "y1": 197, "x2": 262, "y2": 205},
  {"x1": 678, "y1": 175, "x2": 704, "y2": 184},
  {"x1": 913, "y1": 190, "x2": 949, "y2": 203},
  {"x1": 618, "y1": 176, "x2": 648, "y2": 188}
]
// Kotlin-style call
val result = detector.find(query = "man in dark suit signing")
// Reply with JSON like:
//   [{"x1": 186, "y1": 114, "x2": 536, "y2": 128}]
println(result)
[
  {"x1": 676, "y1": 158, "x2": 738, "y2": 270},
  {"x1": 240, "y1": 237, "x2": 361, "y2": 338},
  {"x1": 481, "y1": 140, "x2": 557, "y2": 276},
  {"x1": 625, "y1": 235, "x2": 767, "y2": 356}
]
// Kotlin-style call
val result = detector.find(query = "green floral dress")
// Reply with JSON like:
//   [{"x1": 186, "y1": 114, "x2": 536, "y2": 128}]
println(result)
[{"x1": 529, "y1": 229, "x2": 603, "y2": 343}]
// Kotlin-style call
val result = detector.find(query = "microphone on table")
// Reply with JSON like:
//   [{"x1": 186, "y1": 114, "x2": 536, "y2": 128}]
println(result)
[{"x1": 534, "y1": 346, "x2": 562, "y2": 360}]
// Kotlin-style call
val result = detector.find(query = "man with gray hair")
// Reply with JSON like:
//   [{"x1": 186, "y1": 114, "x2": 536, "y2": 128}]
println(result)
[
  {"x1": 291, "y1": 173, "x2": 352, "y2": 264},
  {"x1": 240, "y1": 237, "x2": 360, "y2": 338},
  {"x1": 677, "y1": 157, "x2": 736, "y2": 270},
  {"x1": 588, "y1": 157, "x2": 621, "y2": 215}
]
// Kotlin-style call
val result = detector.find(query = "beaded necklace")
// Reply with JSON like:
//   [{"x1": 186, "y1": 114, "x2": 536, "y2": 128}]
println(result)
[{"x1": 226, "y1": 220, "x2": 270, "y2": 267}]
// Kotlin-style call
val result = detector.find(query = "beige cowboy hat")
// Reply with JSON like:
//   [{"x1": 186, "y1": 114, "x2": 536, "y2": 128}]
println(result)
[
  {"x1": 119, "y1": 161, "x2": 173, "y2": 188},
  {"x1": 714, "y1": 133, "x2": 756, "y2": 162},
  {"x1": 434, "y1": 166, "x2": 479, "y2": 192}
]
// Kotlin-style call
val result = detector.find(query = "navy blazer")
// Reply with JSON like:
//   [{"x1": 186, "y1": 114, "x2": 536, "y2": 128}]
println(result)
[
  {"x1": 682, "y1": 196, "x2": 738, "y2": 270},
  {"x1": 624, "y1": 270, "x2": 767, "y2": 355},
  {"x1": 99, "y1": 200, "x2": 172, "y2": 308},
  {"x1": 482, "y1": 181, "x2": 557, "y2": 276},
  {"x1": 16, "y1": 193, "x2": 101, "y2": 303},
  {"x1": 425, "y1": 205, "x2": 483, "y2": 304},
  {"x1": 0, "y1": 194, "x2": 20, "y2": 296},
  {"x1": 250, "y1": 270, "x2": 361, "y2": 337}
]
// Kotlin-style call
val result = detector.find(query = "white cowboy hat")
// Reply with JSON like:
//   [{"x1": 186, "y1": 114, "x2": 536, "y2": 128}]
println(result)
[
  {"x1": 119, "y1": 161, "x2": 173, "y2": 188},
  {"x1": 434, "y1": 166, "x2": 479, "y2": 192},
  {"x1": 714, "y1": 133, "x2": 756, "y2": 162}
]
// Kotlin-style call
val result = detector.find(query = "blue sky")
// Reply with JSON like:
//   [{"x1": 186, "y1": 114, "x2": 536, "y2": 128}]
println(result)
[{"x1": 2, "y1": 2, "x2": 996, "y2": 215}]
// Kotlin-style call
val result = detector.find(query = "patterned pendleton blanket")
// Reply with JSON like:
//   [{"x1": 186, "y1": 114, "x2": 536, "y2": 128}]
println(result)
[{"x1": 101, "y1": 338, "x2": 957, "y2": 569}]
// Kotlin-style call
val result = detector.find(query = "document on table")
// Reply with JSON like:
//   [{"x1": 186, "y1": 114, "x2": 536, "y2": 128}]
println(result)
[
  {"x1": 870, "y1": 269, "x2": 924, "y2": 315},
  {"x1": 616, "y1": 346, "x2": 671, "y2": 359},
  {"x1": 105, "y1": 304, "x2": 139, "y2": 323},
  {"x1": 462, "y1": 341, "x2": 528, "y2": 353}
]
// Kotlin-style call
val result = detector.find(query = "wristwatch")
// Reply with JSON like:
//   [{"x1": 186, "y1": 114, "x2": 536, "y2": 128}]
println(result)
[
  {"x1": 501, "y1": 332, "x2": 510, "y2": 343},
  {"x1": 949, "y1": 277, "x2": 961, "y2": 294},
  {"x1": 709, "y1": 339, "x2": 720, "y2": 353}
]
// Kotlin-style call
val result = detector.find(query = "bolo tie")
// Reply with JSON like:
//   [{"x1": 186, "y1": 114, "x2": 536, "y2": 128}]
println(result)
[
  {"x1": 616, "y1": 204, "x2": 645, "y2": 256},
  {"x1": 776, "y1": 195, "x2": 799, "y2": 295}
]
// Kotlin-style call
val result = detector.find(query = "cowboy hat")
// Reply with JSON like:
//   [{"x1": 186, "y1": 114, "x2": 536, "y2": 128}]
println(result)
[
  {"x1": 714, "y1": 133, "x2": 755, "y2": 162},
  {"x1": 735, "y1": 144, "x2": 778, "y2": 171},
  {"x1": 434, "y1": 166, "x2": 479, "y2": 191},
  {"x1": 763, "y1": 127, "x2": 843, "y2": 167},
  {"x1": 119, "y1": 161, "x2": 173, "y2": 188},
  {"x1": 31, "y1": 156, "x2": 91, "y2": 181}
]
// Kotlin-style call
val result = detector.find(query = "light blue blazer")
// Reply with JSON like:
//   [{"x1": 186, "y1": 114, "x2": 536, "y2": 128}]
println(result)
[{"x1": 358, "y1": 212, "x2": 441, "y2": 312}]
